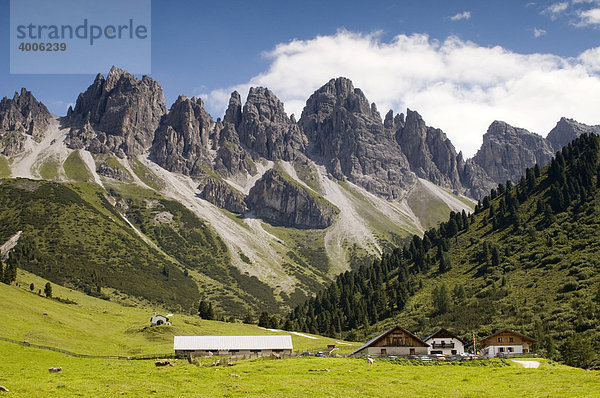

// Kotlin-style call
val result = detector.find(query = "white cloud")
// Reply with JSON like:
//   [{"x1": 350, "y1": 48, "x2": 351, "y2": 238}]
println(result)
[
  {"x1": 578, "y1": 46, "x2": 600, "y2": 71},
  {"x1": 449, "y1": 11, "x2": 471, "y2": 21},
  {"x1": 533, "y1": 28, "x2": 547, "y2": 37},
  {"x1": 202, "y1": 31, "x2": 600, "y2": 158},
  {"x1": 575, "y1": 7, "x2": 600, "y2": 25},
  {"x1": 542, "y1": 2, "x2": 569, "y2": 19}
]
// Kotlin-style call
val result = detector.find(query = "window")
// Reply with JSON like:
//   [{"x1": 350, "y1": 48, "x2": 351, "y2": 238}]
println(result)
[
  {"x1": 508, "y1": 347, "x2": 513, "y2": 352},
  {"x1": 509, "y1": 337, "x2": 514, "y2": 343},
  {"x1": 381, "y1": 349, "x2": 387, "y2": 355},
  {"x1": 409, "y1": 348, "x2": 415, "y2": 355},
  {"x1": 451, "y1": 350, "x2": 457, "y2": 355},
  {"x1": 499, "y1": 347, "x2": 505, "y2": 352},
  {"x1": 498, "y1": 337, "x2": 502, "y2": 342}
]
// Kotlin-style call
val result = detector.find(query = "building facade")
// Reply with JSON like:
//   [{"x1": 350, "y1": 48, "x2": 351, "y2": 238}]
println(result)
[
  {"x1": 351, "y1": 326, "x2": 429, "y2": 357},
  {"x1": 480, "y1": 329, "x2": 536, "y2": 358},
  {"x1": 423, "y1": 328, "x2": 465, "y2": 356}
]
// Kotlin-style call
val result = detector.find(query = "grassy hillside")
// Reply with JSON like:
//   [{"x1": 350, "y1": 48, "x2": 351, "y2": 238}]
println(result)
[
  {"x1": 0, "y1": 177, "x2": 325, "y2": 315},
  {"x1": 2, "y1": 270, "x2": 357, "y2": 356},
  {"x1": 382, "y1": 136, "x2": 600, "y2": 353},
  {"x1": 0, "y1": 154, "x2": 12, "y2": 177},
  {"x1": 289, "y1": 134, "x2": 600, "y2": 367},
  {"x1": 0, "y1": 179, "x2": 199, "y2": 311}
]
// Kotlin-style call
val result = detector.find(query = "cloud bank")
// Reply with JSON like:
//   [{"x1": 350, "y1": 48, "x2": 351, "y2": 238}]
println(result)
[{"x1": 202, "y1": 31, "x2": 600, "y2": 157}]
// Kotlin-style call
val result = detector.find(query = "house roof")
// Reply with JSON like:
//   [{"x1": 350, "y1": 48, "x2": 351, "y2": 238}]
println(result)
[
  {"x1": 423, "y1": 328, "x2": 467, "y2": 345},
  {"x1": 481, "y1": 329, "x2": 536, "y2": 345},
  {"x1": 350, "y1": 326, "x2": 429, "y2": 355},
  {"x1": 173, "y1": 335, "x2": 293, "y2": 351}
]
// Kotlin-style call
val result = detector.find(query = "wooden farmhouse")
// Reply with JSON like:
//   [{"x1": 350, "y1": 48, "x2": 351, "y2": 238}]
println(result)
[
  {"x1": 423, "y1": 328, "x2": 465, "y2": 356},
  {"x1": 480, "y1": 329, "x2": 536, "y2": 357},
  {"x1": 351, "y1": 326, "x2": 429, "y2": 357},
  {"x1": 173, "y1": 335, "x2": 293, "y2": 357}
]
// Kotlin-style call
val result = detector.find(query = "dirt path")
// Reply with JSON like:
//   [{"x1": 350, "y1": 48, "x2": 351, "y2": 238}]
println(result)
[{"x1": 512, "y1": 360, "x2": 540, "y2": 368}]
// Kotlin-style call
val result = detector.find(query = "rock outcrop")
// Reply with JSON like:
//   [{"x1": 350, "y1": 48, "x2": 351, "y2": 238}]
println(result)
[
  {"x1": 547, "y1": 117, "x2": 600, "y2": 152},
  {"x1": 65, "y1": 66, "x2": 166, "y2": 158},
  {"x1": 0, "y1": 88, "x2": 52, "y2": 155},
  {"x1": 214, "y1": 92, "x2": 256, "y2": 177},
  {"x1": 471, "y1": 121, "x2": 554, "y2": 185},
  {"x1": 246, "y1": 169, "x2": 338, "y2": 228},
  {"x1": 395, "y1": 109, "x2": 462, "y2": 191},
  {"x1": 151, "y1": 95, "x2": 214, "y2": 177},
  {"x1": 299, "y1": 77, "x2": 414, "y2": 199},
  {"x1": 238, "y1": 87, "x2": 307, "y2": 161},
  {"x1": 96, "y1": 162, "x2": 133, "y2": 182},
  {"x1": 197, "y1": 176, "x2": 248, "y2": 214},
  {"x1": 458, "y1": 158, "x2": 497, "y2": 199}
]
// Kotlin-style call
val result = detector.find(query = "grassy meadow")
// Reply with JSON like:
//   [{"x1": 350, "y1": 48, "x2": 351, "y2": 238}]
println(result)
[
  {"x1": 1, "y1": 343, "x2": 598, "y2": 397},
  {"x1": 2, "y1": 270, "x2": 357, "y2": 356}
]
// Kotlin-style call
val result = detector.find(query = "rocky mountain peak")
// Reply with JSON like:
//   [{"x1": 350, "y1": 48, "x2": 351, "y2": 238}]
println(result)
[
  {"x1": 244, "y1": 87, "x2": 290, "y2": 124},
  {"x1": 546, "y1": 117, "x2": 600, "y2": 152},
  {"x1": 65, "y1": 66, "x2": 166, "y2": 158},
  {"x1": 395, "y1": 108, "x2": 463, "y2": 190},
  {"x1": 150, "y1": 95, "x2": 214, "y2": 177},
  {"x1": 402, "y1": 109, "x2": 427, "y2": 136},
  {"x1": 384, "y1": 110, "x2": 395, "y2": 130},
  {"x1": 223, "y1": 91, "x2": 242, "y2": 127},
  {"x1": 0, "y1": 88, "x2": 52, "y2": 155},
  {"x1": 299, "y1": 77, "x2": 414, "y2": 198},
  {"x1": 472, "y1": 120, "x2": 554, "y2": 184},
  {"x1": 238, "y1": 86, "x2": 306, "y2": 161}
]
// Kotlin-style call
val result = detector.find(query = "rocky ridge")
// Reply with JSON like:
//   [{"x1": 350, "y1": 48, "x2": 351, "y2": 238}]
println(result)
[
  {"x1": 151, "y1": 95, "x2": 214, "y2": 177},
  {"x1": 299, "y1": 77, "x2": 414, "y2": 199},
  {"x1": 471, "y1": 121, "x2": 554, "y2": 185},
  {"x1": 246, "y1": 169, "x2": 339, "y2": 228},
  {"x1": 65, "y1": 66, "x2": 166, "y2": 158},
  {"x1": 197, "y1": 175, "x2": 248, "y2": 214},
  {"x1": 0, "y1": 88, "x2": 52, "y2": 156},
  {"x1": 547, "y1": 117, "x2": 600, "y2": 153},
  {"x1": 51, "y1": 67, "x2": 600, "y2": 218}
]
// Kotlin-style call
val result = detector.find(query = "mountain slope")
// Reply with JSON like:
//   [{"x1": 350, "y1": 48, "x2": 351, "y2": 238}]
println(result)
[{"x1": 288, "y1": 134, "x2": 600, "y2": 362}]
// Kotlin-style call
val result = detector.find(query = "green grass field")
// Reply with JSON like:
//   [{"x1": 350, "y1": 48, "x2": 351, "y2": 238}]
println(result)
[{"x1": 1, "y1": 344, "x2": 598, "y2": 397}]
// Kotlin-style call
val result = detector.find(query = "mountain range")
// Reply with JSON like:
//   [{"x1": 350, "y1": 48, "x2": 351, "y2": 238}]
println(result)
[{"x1": 0, "y1": 66, "x2": 598, "y2": 315}]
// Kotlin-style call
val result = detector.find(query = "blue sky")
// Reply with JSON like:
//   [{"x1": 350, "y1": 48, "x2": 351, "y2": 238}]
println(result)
[{"x1": 1, "y1": 0, "x2": 600, "y2": 156}]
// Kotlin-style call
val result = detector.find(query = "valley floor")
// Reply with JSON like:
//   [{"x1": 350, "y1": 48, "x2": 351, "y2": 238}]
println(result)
[{"x1": 0, "y1": 343, "x2": 598, "y2": 398}]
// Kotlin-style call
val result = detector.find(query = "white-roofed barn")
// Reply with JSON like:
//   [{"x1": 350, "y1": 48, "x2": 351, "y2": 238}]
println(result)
[{"x1": 174, "y1": 335, "x2": 293, "y2": 357}]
